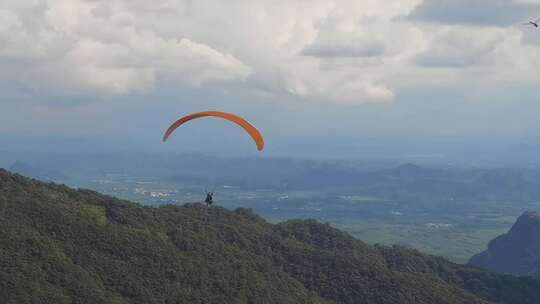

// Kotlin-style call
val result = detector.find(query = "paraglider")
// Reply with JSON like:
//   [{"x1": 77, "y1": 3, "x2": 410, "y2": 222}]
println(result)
[
  {"x1": 204, "y1": 192, "x2": 214, "y2": 206},
  {"x1": 162, "y1": 111, "x2": 264, "y2": 151},
  {"x1": 163, "y1": 111, "x2": 265, "y2": 206}
]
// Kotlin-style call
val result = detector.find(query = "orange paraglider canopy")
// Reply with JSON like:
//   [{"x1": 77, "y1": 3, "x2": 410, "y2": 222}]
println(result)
[{"x1": 162, "y1": 111, "x2": 265, "y2": 151}]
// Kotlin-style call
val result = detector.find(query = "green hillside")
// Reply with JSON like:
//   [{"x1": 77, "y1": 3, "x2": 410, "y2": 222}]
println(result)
[{"x1": 1, "y1": 168, "x2": 539, "y2": 304}]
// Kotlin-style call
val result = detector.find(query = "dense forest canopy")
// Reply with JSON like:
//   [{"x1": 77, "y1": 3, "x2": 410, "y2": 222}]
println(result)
[{"x1": 1, "y1": 169, "x2": 540, "y2": 304}]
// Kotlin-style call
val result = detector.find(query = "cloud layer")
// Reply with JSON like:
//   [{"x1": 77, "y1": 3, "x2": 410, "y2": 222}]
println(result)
[{"x1": 0, "y1": 0, "x2": 539, "y2": 108}]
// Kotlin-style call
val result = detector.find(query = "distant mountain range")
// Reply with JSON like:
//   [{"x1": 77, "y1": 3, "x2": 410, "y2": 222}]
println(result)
[
  {"x1": 2, "y1": 169, "x2": 540, "y2": 303},
  {"x1": 5, "y1": 152, "x2": 540, "y2": 203},
  {"x1": 9, "y1": 161, "x2": 67, "y2": 181},
  {"x1": 470, "y1": 211, "x2": 540, "y2": 277}
]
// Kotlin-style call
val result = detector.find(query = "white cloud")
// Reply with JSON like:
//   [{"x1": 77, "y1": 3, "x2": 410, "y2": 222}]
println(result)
[
  {"x1": 0, "y1": 0, "x2": 251, "y2": 100},
  {"x1": 416, "y1": 27, "x2": 507, "y2": 68},
  {"x1": 282, "y1": 58, "x2": 395, "y2": 104},
  {"x1": 301, "y1": 17, "x2": 387, "y2": 58},
  {"x1": 303, "y1": 34, "x2": 385, "y2": 59},
  {"x1": 0, "y1": 0, "x2": 538, "y2": 108}
]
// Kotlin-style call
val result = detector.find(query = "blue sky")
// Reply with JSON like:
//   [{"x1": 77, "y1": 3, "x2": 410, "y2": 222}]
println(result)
[{"x1": 1, "y1": 0, "x2": 540, "y2": 158}]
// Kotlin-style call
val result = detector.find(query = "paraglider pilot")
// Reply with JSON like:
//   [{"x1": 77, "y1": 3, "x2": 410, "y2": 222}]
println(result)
[{"x1": 205, "y1": 192, "x2": 214, "y2": 206}]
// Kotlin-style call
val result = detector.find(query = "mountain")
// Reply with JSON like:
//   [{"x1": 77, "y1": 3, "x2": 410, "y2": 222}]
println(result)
[
  {"x1": 386, "y1": 163, "x2": 449, "y2": 179},
  {"x1": 9, "y1": 161, "x2": 67, "y2": 181},
  {"x1": 2, "y1": 169, "x2": 540, "y2": 304},
  {"x1": 469, "y1": 211, "x2": 540, "y2": 277},
  {"x1": 7, "y1": 152, "x2": 540, "y2": 202}
]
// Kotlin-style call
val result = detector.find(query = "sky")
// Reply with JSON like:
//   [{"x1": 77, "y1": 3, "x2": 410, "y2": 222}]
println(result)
[{"x1": 1, "y1": 0, "x2": 540, "y2": 158}]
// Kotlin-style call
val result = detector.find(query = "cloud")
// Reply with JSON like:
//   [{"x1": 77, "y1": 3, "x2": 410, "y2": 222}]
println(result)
[
  {"x1": 301, "y1": 19, "x2": 386, "y2": 58},
  {"x1": 408, "y1": 0, "x2": 540, "y2": 27},
  {"x1": 283, "y1": 61, "x2": 395, "y2": 104},
  {"x1": 0, "y1": 0, "x2": 539, "y2": 110},
  {"x1": 520, "y1": 25, "x2": 540, "y2": 45},
  {"x1": 416, "y1": 27, "x2": 506, "y2": 68},
  {"x1": 0, "y1": 0, "x2": 251, "y2": 101},
  {"x1": 302, "y1": 36, "x2": 385, "y2": 58},
  {"x1": 0, "y1": 0, "x2": 420, "y2": 106}
]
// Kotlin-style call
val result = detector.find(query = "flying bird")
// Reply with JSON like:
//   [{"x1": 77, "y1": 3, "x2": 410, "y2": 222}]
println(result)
[{"x1": 523, "y1": 18, "x2": 540, "y2": 27}]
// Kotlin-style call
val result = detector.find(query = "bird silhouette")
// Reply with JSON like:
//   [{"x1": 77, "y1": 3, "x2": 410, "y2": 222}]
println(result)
[{"x1": 524, "y1": 18, "x2": 540, "y2": 27}]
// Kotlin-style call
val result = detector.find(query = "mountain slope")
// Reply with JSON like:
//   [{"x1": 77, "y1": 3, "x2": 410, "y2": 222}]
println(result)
[
  {"x1": 469, "y1": 211, "x2": 540, "y2": 277},
  {"x1": 1, "y1": 169, "x2": 540, "y2": 304}
]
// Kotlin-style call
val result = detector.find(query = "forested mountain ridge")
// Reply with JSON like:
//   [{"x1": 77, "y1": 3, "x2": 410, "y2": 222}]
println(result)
[
  {"x1": 1, "y1": 169, "x2": 540, "y2": 304},
  {"x1": 470, "y1": 211, "x2": 540, "y2": 277}
]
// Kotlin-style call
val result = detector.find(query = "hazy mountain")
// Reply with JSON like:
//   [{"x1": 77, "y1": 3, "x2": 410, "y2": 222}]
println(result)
[
  {"x1": 9, "y1": 161, "x2": 67, "y2": 181},
  {"x1": 2, "y1": 169, "x2": 540, "y2": 303},
  {"x1": 5, "y1": 152, "x2": 540, "y2": 198},
  {"x1": 470, "y1": 211, "x2": 540, "y2": 277}
]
